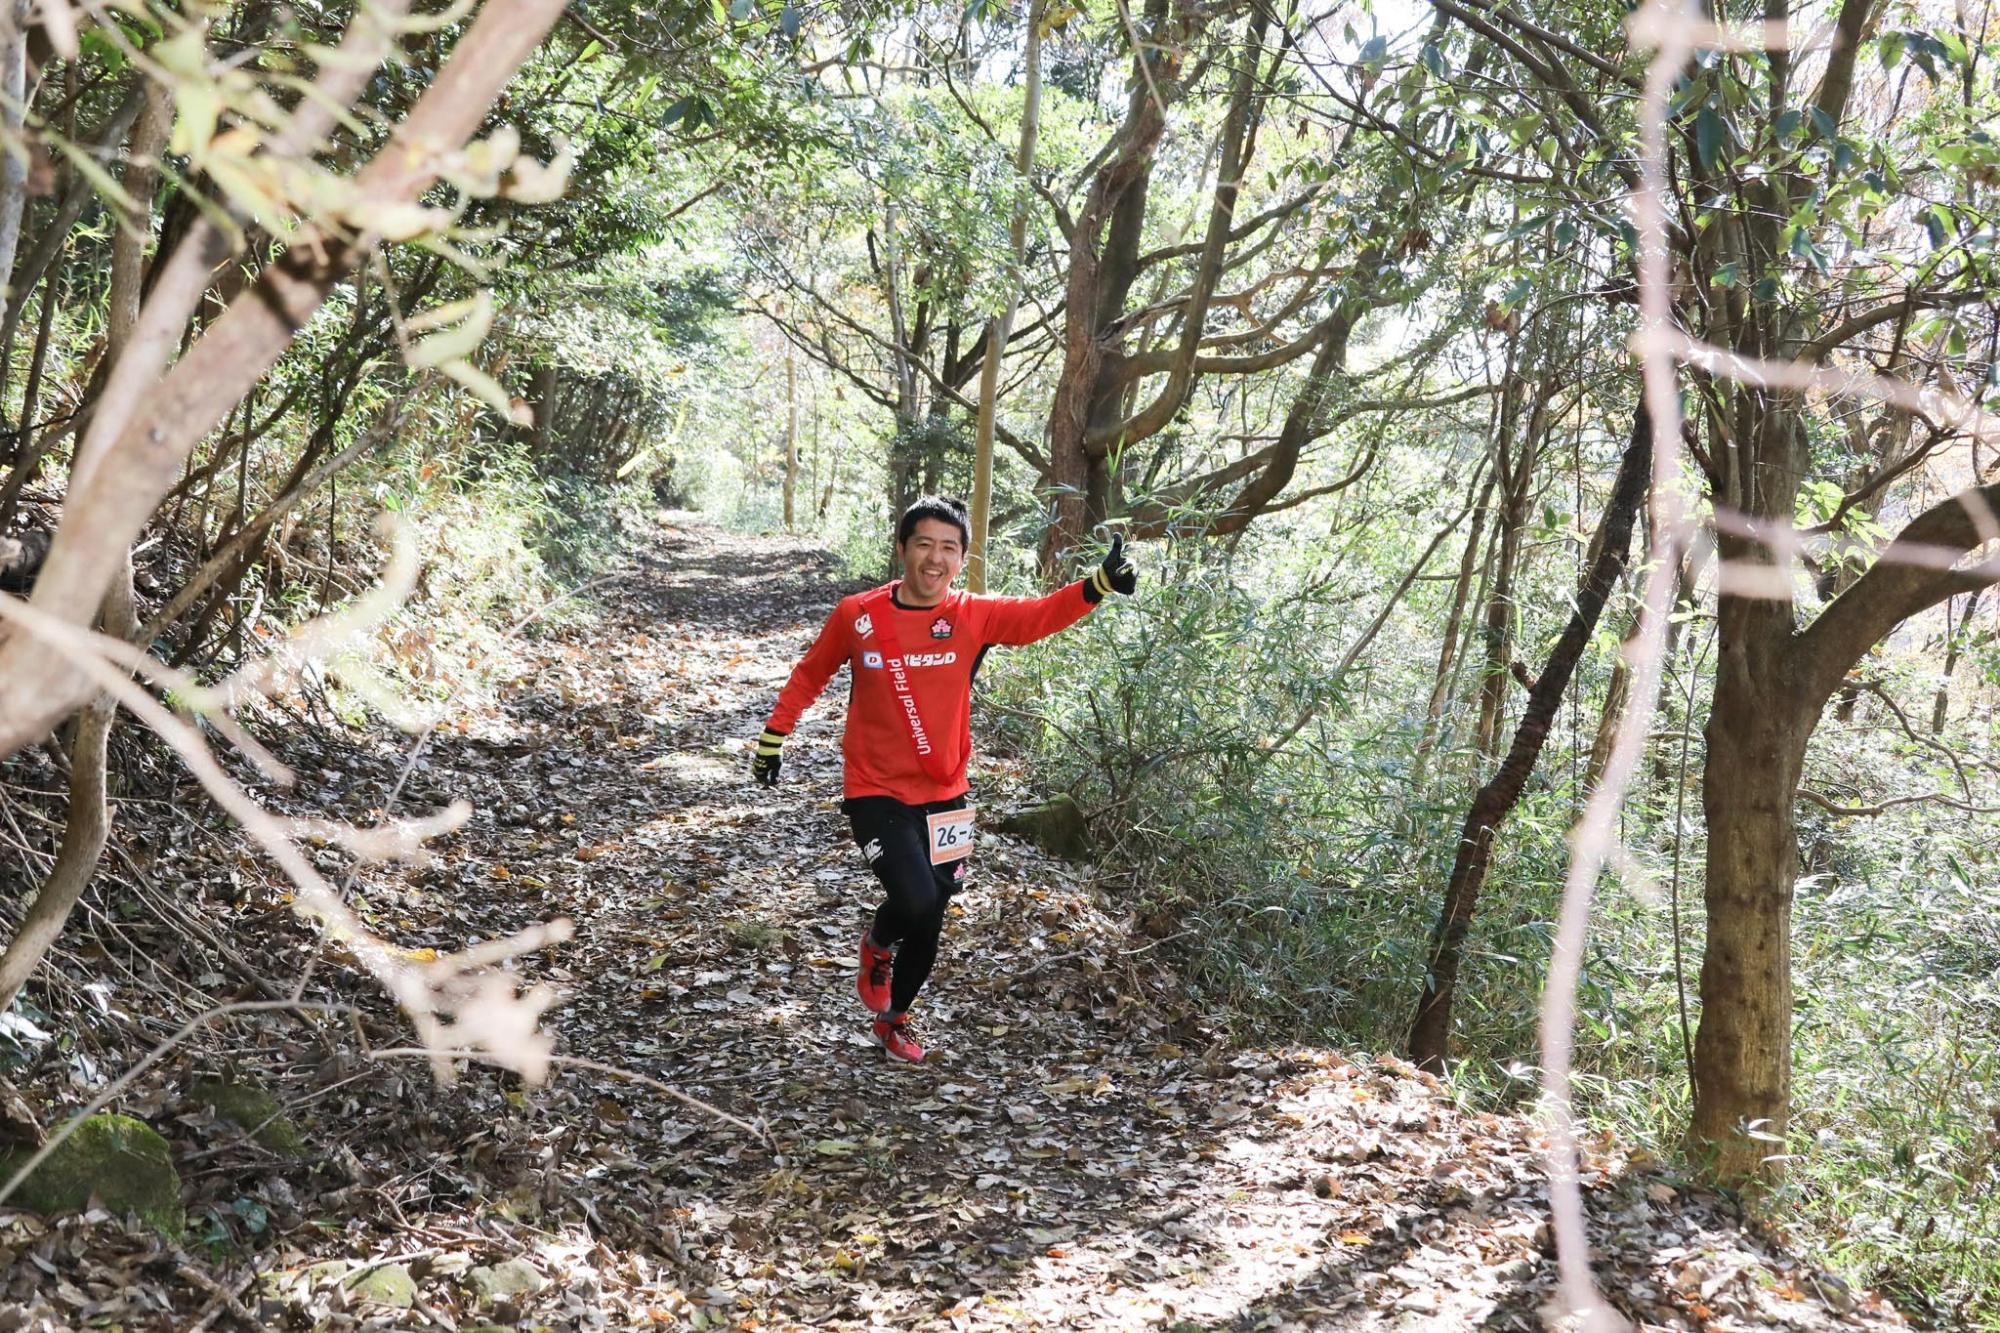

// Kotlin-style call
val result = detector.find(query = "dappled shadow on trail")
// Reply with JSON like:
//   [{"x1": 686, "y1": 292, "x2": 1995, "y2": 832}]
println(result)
[{"x1": 3, "y1": 515, "x2": 1907, "y2": 1330}]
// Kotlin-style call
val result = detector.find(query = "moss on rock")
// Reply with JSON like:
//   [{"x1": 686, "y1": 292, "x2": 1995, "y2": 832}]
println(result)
[
  {"x1": 189, "y1": 1079, "x2": 309, "y2": 1158},
  {"x1": 468, "y1": 1257, "x2": 547, "y2": 1302},
  {"x1": 345, "y1": 1262, "x2": 418, "y2": 1307},
  {"x1": 0, "y1": 1112, "x2": 183, "y2": 1237}
]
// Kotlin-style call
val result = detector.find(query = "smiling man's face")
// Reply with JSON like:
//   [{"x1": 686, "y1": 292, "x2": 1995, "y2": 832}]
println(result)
[{"x1": 897, "y1": 518, "x2": 965, "y2": 607}]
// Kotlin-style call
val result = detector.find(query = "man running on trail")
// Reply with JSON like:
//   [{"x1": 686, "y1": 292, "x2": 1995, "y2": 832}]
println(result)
[{"x1": 751, "y1": 495, "x2": 1137, "y2": 1062}]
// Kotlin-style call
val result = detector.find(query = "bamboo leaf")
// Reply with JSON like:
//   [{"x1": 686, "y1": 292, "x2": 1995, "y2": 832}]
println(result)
[
  {"x1": 405, "y1": 294, "x2": 492, "y2": 336},
  {"x1": 407, "y1": 292, "x2": 495, "y2": 368},
  {"x1": 442, "y1": 360, "x2": 531, "y2": 426},
  {"x1": 1695, "y1": 106, "x2": 1723, "y2": 172},
  {"x1": 48, "y1": 137, "x2": 142, "y2": 218}
]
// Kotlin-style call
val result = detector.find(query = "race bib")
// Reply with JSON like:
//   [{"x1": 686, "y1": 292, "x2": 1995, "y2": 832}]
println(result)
[{"x1": 926, "y1": 807, "x2": 975, "y2": 865}]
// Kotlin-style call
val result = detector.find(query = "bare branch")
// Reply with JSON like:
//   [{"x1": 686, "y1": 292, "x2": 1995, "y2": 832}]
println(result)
[
  {"x1": 1798, "y1": 788, "x2": 2000, "y2": 817},
  {"x1": 1793, "y1": 482, "x2": 2000, "y2": 704},
  {"x1": 0, "y1": 0, "x2": 571, "y2": 758},
  {"x1": 1801, "y1": 288, "x2": 1997, "y2": 363}
]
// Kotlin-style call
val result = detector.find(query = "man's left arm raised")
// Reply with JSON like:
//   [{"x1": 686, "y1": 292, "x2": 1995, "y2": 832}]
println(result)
[{"x1": 978, "y1": 537, "x2": 1139, "y2": 646}]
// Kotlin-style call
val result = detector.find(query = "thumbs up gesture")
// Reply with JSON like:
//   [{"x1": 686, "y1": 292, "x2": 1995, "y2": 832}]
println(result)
[{"x1": 1088, "y1": 534, "x2": 1138, "y2": 601}]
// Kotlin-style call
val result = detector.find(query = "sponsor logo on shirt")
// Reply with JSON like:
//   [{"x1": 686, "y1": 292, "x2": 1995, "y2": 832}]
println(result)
[
  {"x1": 930, "y1": 617, "x2": 954, "y2": 639},
  {"x1": 903, "y1": 651, "x2": 957, "y2": 668},
  {"x1": 886, "y1": 658, "x2": 932, "y2": 753},
  {"x1": 861, "y1": 651, "x2": 883, "y2": 669},
  {"x1": 854, "y1": 613, "x2": 874, "y2": 639}
]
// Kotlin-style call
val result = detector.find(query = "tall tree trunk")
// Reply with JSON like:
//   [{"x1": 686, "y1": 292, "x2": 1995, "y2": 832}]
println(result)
[
  {"x1": 531, "y1": 363, "x2": 560, "y2": 453},
  {"x1": 1691, "y1": 593, "x2": 1811, "y2": 1180},
  {"x1": 0, "y1": 253, "x2": 60, "y2": 527},
  {"x1": 1409, "y1": 407, "x2": 1652, "y2": 1071},
  {"x1": 969, "y1": 0, "x2": 1044, "y2": 592},
  {"x1": 819, "y1": 437, "x2": 842, "y2": 520},
  {"x1": 1038, "y1": 0, "x2": 1188, "y2": 577},
  {"x1": 1688, "y1": 368, "x2": 1816, "y2": 1177},
  {"x1": 879, "y1": 202, "x2": 922, "y2": 571},
  {"x1": 1474, "y1": 382, "x2": 1546, "y2": 760},
  {"x1": 1680, "y1": 0, "x2": 1901, "y2": 1186}
]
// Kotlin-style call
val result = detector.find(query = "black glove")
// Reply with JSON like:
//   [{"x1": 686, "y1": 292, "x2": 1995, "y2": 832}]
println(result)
[
  {"x1": 751, "y1": 727, "x2": 785, "y2": 785},
  {"x1": 1085, "y1": 534, "x2": 1138, "y2": 602}
]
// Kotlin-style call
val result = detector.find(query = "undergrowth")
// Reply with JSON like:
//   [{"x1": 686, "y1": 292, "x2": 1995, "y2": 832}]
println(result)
[
  {"x1": 221, "y1": 431, "x2": 651, "y2": 737},
  {"x1": 977, "y1": 525, "x2": 2000, "y2": 1327}
]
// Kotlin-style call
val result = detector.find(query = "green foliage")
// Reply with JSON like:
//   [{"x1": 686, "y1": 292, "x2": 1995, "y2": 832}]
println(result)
[
  {"x1": 980, "y1": 514, "x2": 2000, "y2": 1321},
  {"x1": 982, "y1": 520, "x2": 1461, "y2": 1041}
]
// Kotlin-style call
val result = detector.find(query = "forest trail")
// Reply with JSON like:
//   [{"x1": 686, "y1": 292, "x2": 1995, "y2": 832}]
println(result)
[{"x1": 6, "y1": 518, "x2": 1906, "y2": 1331}]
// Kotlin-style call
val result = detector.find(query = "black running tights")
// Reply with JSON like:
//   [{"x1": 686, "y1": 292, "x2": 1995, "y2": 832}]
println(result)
[{"x1": 843, "y1": 795, "x2": 968, "y2": 1014}]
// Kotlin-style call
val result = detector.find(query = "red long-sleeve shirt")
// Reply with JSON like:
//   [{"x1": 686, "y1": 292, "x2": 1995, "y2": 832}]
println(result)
[{"x1": 764, "y1": 580, "x2": 1098, "y2": 803}]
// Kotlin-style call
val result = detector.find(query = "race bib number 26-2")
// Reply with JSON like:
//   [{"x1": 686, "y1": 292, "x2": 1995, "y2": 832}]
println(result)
[{"x1": 926, "y1": 807, "x2": 975, "y2": 865}]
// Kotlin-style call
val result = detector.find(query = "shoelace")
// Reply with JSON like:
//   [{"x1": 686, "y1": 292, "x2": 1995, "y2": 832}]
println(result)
[{"x1": 869, "y1": 951, "x2": 894, "y2": 987}]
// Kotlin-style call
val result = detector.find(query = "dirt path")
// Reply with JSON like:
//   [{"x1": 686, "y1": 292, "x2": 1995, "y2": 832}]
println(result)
[{"x1": 3, "y1": 518, "x2": 1907, "y2": 1331}]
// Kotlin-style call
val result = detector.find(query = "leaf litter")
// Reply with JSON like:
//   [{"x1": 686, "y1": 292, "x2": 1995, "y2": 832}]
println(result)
[{"x1": 0, "y1": 519, "x2": 1910, "y2": 1330}]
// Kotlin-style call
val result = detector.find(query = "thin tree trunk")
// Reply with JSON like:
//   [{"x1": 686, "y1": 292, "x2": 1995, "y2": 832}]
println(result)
[
  {"x1": 1413, "y1": 468, "x2": 1497, "y2": 778},
  {"x1": 1930, "y1": 588, "x2": 1980, "y2": 732},
  {"x1": 782, "y1": 352, "x2": 797, "y2": 531},
  {"x1": 532, "y1": 363, "x2": 559, "y2": 452},
  {"x1": 0, "y1": 557, "x2": 136, "y2": 1014},
  {"x1": 110, "y1": 81, "x2": 173, "y2": 353},
  {"x1": 1408, "y1": 407, "x2": 1652, "y2": 1072},
  {"x1": 1584, "y1": 615, "x2": 1636, "y2": 794},
  {"x1": 0, "y1": 1, "x2": 32, "y2": 342},
  {"x1": 0, "y1": 255, "x2": 61, "y2": 527},
  {"x1": 1648, "y1": 547, "x2": 1708, "y2": 783},
  {"x1": 819, "y1": 419, "x2": 843, "y2": 521},
  {"x1": 807, "y1": 375, "x2": 819, "y2": 511},
  {"x1": 879, "y1": 201, "x2": 921, "y2": 569}
]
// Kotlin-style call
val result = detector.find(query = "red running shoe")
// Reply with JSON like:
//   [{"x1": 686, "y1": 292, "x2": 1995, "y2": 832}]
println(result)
[
  {"x1": 856, "y1": 932, "x2": 894, "y2": 1013},
  {"x1": 871, "y1": 1013, "x2": 925, "y2": 1063}
]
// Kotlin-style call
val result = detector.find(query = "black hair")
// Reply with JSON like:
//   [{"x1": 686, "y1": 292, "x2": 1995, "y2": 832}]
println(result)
[{"x1": 896, "y1": 495, "x2": 970, "y2": 548}]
